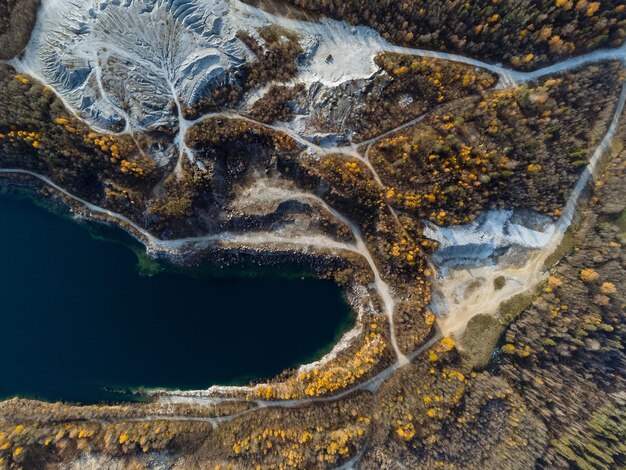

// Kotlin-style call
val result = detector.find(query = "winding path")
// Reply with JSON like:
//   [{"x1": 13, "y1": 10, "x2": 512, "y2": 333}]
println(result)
[
  {"x1": 2, "y1": 5, "x2": 626, "y2": 467},
  {"x1": 1, "y1": 26, "x2": 624, "y2": 398}
]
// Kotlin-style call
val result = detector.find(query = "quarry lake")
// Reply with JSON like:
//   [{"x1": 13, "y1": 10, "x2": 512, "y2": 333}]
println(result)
[{"x1": 0, "y1": 192, "x2": 353, "y2": 403}]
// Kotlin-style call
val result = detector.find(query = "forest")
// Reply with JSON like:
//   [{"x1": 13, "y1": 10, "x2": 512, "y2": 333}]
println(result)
[
  {"x1": 284, "y1": 0, "x2": 626, "y2": 69},
  {"x1": 0, "y1": 0, "x2": 624, "y2": 468},
  {"x1": 0, "y1": 0, "x2": 39, "y2": 60}
]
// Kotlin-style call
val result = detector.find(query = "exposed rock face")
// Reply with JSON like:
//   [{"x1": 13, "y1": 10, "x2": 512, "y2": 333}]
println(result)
[
  {"x1": 1, "y1": 0, "x2": 625, "y2": 468},
  {"x1": 15, "y1": 0, "x2": 393, "y2": 143},
  {"x1": 423, "y1": 210, "x2": 556, "y2": 273},
  {"x1": 19, "y1": 0, "x2": 253, "y2": 131}
]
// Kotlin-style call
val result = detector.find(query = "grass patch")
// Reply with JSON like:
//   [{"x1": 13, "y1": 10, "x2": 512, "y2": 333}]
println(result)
[{"x1": 460, "y1": 283, "x2": 544, "y2": 369}]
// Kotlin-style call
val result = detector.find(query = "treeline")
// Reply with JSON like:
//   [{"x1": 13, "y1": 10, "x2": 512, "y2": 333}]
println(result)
[
  {"x1": 0, "y1": 0, "x2": 40, "y2": 60},
  {"x1": 0, "y1": 64, "x2": 160, "y2": 217},
  {"x1": 248, "y1": 84, "x2": 305, "y2": 124},
  {"x1": 311, "y1": 53, "x2": 497, "y2": 142},
  {"x1": 185, "y1": 26, "x2": 303, "y2": 120},
  {"x1": 499, "y1": 152, "x2": 626, "y2": 469},
  {"x1": 286, "y1": 0, "x2": 626, "y2": 69},
  {"x1": 369, "y1": 61, "x2": 624, "y2": 225}
]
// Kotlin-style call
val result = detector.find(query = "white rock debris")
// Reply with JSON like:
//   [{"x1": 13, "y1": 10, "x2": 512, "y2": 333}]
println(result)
[
  {"x1": 19, "y1": 0, "x2": 253, "y2": 132},
  {"x1": 425, "y1": 81, "x2": 626, "y2": 340},
  {"x1": 15, "y1": 0, "x2": 391, "y2": 141},
  {"x1": 425, "y1": 210, "x2": 557, "y2": 337},
  {"x1": 4, "y1": 0, "x2": 626, "y2": 385}
]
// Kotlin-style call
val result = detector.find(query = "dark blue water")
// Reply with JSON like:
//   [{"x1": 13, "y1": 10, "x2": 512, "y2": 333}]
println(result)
[{"x1": 0, "y1": 193, "x2": 352, "y2": 403}]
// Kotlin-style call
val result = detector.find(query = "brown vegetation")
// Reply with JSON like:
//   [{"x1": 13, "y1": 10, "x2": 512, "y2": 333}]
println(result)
[
  {"x1": 285, "y1": 0, "x2": 626, "y2": 69},
  {"x1": 498, "y1": 150, "x2": 626, "y2": 468},
  {"x1": 370, "y1": 62, "x2": 624, "y2": 225},
  {"x1": 0, "y1": 65, "x2": 160, "y2": 216},
  {"x1": 0, "y1": 6, "x2": 624, "y2": 467},
  {"x1": 312, "y1": 54, "x2": 497, "y2": 142},
  {"x1": 249, "y1": 84, "x2": 305, "y2": 124},
  {"x1": 0, "y1": 0, "x2": 40, "y2": 60}
]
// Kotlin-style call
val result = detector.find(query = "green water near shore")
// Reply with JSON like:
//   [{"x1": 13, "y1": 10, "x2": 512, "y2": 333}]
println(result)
[{"x1": 0, "y1": 192, "x2": 353, "y2": 403}]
